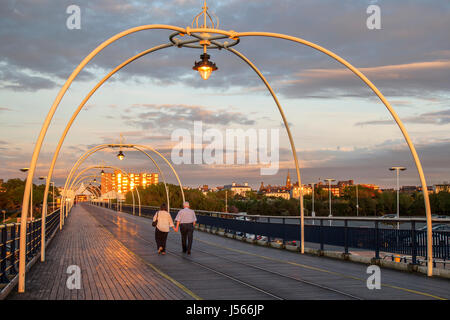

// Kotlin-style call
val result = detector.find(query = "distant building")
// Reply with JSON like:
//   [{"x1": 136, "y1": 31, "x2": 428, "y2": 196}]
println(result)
[
  {"x1": 321, "y1": 184, "x2": 341, "y2": 197},
  {"x1": 359, "y1": 184, "x2": 380, "y2": 192},
  {"x1": 338, "y1": 180, "x2": 354, "y2": 195},
  {"x1": 434, "y1": 184, "x2": 450, "y2": 193},
  {"x1": 223, "y1": 182, "x2": 252, "y2": 196},
  {"x1": 286, "y1": 170, "x2": 292, "y2": 189},
  {"x1": 101, "y1": 170, "x2": 158, "y2": 194},
  {"x1": 290, "y1": 184, "x2": 312, "y2": 199},
  {"x1": 0, "y1": 179, "x2": 5, "y2": 193},
  {"x1": 198, "y1": 185, "x2": 210, "y2": 195},
  {"x1": 401, "y1": 186, "x2": 418, "y2": 193},
  {"x1": 265, "y1": 190, "x2": 291, "y2": 200},
  {"x1": 418, "y1": 186, "x2": 434, "y2": 193}
]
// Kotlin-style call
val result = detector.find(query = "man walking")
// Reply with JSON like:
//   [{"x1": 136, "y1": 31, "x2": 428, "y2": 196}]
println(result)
[{"x1": 175, "y1": 201, "x2": 197, "y2": 254}]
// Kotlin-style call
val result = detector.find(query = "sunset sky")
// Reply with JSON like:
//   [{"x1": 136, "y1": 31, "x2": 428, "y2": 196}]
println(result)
[{"x1": 1, "y1": 0, "x2": 449, "y2": 189}]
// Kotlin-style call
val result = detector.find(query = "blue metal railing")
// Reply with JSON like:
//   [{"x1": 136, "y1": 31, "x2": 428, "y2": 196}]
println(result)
[
  {"x1": 99, "y1": 202, "x2": 449, "y2": 266},
  {"x1": 0, "y1": 209, "x2": 60, "y2": 285}
]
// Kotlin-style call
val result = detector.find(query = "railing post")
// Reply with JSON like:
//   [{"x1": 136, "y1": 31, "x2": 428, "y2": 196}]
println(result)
[
  {"x1": 1, "y1": 226, "x2": 9, "y2": 283},
  {"x1": 320, "y1": 219, "x2": 324, "y2": 251},
  {"x1": 344, "y1": 219, "x2": 349, "y2": 255},
  {"x1": 282, "y1": 218, "x2": 286, "y2": 246},
  {"x1": 375, "y1": 221, "x2": 380, "y2": 259},
  {"x1": 31, "y1": 220, "x2": 36, "y2": 256},
  {"x1": 411, "y1": 221, "x2": 417, "y2": 265},
  {"x1": 26, "y1": 221, "x2": 31, "y2": 261},
  {"x1": 10, "y1": 224, "x2": 17, "y2": 275},
  {"x1": 267, "y1": 217, "x2": 271, "y2": 244}
]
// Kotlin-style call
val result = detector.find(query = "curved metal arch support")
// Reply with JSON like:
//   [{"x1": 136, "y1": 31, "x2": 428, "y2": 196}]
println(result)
[
  {"x1": 19, "y1": 24, "x2": 190, "y2": 292},
  {"x1": 70, "y1": 167, "x2": 141, "y2": 214},
  {"x1": 75, "y1": 180, "x2": 101, "y2": 198},
  {"x1": 20, "y1": 24, "x2": 434, "y2": 294},
  {"x1": 59, "y1": 145, "x2": 174, "y2": 228},
  {"x1": 68, "y1": 166, "x2": 141, "y2": 216},
  {"x1": 72, "y1": 174, "x2": 136, "y2": 214},
  {"x1": 205, "y1": 38, "x2": 305, "y2": 253},
  {"x1": 235, "y1": 31, "x2": 433, "y2": 276},
  {"x1": 40, "y1": 42, "x2": 173, "y2": 262},
  {"x1": 59, "y1": 144, "x2": 184, "y2": 233}
]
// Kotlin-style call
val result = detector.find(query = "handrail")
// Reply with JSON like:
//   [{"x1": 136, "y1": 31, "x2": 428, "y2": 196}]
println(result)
[{"x1": 117, "y1": 203, "x2": 450, "y2": 223}]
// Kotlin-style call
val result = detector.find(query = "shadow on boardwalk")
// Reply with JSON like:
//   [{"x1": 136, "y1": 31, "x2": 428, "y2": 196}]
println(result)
[{"x1": 8, "y1": 205, "x2": 195, "y2": 300}]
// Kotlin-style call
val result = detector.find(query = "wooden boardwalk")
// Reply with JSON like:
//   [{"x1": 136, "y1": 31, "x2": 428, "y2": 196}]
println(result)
[
  {"x1": 8, "y1": 205, "x2": 196, "y2": 300},
  {"x1": 7, "y1": 203, "x2": 450, "y2": 300}
]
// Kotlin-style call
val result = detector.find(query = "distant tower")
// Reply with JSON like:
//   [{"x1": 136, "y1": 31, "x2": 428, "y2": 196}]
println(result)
[
  {"x1": 259, "y1": 182, "x2": 265, "y2": 192},
  {"x1": 286, "y1": 170, "x2": 292, "y2": 189}
]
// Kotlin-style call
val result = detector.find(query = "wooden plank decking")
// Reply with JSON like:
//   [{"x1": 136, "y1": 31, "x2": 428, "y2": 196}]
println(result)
[
  {"x1": 8, "y1": 205, "x2": 195, "y2": 300},
  {"x1": 7, "y1": 203, "x2": 450, "y2": 300}
]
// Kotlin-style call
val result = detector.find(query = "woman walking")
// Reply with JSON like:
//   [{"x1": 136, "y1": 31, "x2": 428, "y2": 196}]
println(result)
[{"x1": 153, "y1": 203, "x2": 177, "y2": 255}]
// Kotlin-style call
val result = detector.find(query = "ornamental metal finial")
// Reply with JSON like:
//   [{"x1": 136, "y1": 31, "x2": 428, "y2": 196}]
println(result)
[{"x1": 191, "y1": 0, "x2": 219, "y2": 29}]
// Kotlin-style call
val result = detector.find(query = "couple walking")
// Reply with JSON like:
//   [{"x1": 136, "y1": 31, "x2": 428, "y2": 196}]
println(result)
[{"x1": 153, "y1": 201, "x2": 197, "y2": 255}]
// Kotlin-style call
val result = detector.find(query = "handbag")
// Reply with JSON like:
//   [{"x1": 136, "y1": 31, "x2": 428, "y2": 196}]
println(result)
[{"x1": 152, "y1": 212, "x2": 158, "y2": 227}]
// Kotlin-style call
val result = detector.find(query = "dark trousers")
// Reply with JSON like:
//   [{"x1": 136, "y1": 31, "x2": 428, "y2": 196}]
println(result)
[
  {"x1": 155, "y1": 228, "x2": 168, "y2": 252},
  {"x1": 180, "y1": 223, "x2": 194, "y2": 252}
]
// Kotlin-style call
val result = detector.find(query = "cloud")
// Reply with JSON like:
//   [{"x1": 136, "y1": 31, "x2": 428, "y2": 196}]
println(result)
[
  {"x1": 122, "y1": 103, "x2": 255, "y2": 130},
  {"x1": 0, "y1": 0, "x2": 449, "y2": 99},
  {"x1": 277, "y1": 60, "x2": 450, "y2": 99},
  {"x1": 0, "y1": 66, "x2": 58, "y2": 91},
  {"x1": 356, "y1": 108, "x2": 450, "y2": 126}
]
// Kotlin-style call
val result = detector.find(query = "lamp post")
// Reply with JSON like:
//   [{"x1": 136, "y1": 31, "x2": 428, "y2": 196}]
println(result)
[
  {"x1": 311, "y1": 182, "x2": 316, "y2": 225},
  {"x1": 356, "y1": 184, "x2": 359, "y2": 217},
  {"x1": 20, "y1": 168, "x2": 33, "y2": 220},
  {"x1": 225, "y1": 190, "x2": 228, "y2": 213},
  {"x1": 324, "y1": 178, "x2": 335, "y2": 226},
  {"x1": 39, "y1": 176, "x2": 55, "y2": 213},
  {"x1": 389, "y1": 166, "x2": 406, "y2": 229}
]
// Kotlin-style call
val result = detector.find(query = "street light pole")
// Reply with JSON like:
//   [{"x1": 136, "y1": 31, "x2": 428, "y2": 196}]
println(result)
[
  {"x1": 225, "y1": 190, "x2": 228, "y2": 213},
  {"x1": 389, "y1": 167, "x2": 406, "y2": 229},
  {"x1": 20, "y1": 168, "x2": 32, "y2": 220},
  {"x1": 312, "y1": 182, "x2": 315, "y2": 224},
  {"x1": 356, "y1": 184, "x2": 359, "y2": 217},
  {"x1": 324, "y1": 178, "x2": 335, "y2": 226}
]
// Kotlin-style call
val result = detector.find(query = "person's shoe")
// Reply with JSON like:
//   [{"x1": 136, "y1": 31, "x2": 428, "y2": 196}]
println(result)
[
  {"x1": 158, "y1": 247, "x2": 163, "y2": 254},
  {"x1": 162, "y1": 251, "x2": 166, "y2": 255},
  {"x1": 187, "y1": 251, "x2": 191, "y2": 255}
]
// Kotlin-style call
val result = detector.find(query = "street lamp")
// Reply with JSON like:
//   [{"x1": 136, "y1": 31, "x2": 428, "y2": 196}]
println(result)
[
  {"x1": 193, "y1": 53, "x2": 218, "y2": 80},
  {"x1": 20, "y1": 168, "x2": 33, "y2": 220},
  {"x1": 39, "y1": 176, "x2": 55, "y2": 214},
  {"x1": 117, "y1": 150, "x2": 125, "y2": 160},
  {"x1": 324, "y1": 178, "x2": 335, "y2": 226},
  {"x1": 389, "y1": 166, "x2": 406, "y2": 229}
]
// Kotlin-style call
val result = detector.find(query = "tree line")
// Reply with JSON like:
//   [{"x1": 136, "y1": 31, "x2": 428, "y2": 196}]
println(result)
[
  {"x1": 126, "y1": 183, "x2": 450, "y2": 217},
  {"x1": 0, "y1": 178, "x2": 60, "y2": 221}
]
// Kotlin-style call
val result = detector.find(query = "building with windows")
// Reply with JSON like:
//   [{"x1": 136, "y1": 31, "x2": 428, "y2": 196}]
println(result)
[
  {"x1": 223, "y1": 182, "x2": 252, "y2": 196},
  {"x1": 290, "y1": 183, "x2": 312, "y2": 199},
  {"x1": 265, "y1": 190, "x2": 291, "y2": 200},
  {"x1": 101, "y1": 170, "x2": 158, "y2": 194},
  {"x1": 434, "y1": 183, "x2": 450, "y2": 193},
  {"x1": 0, "y1": 179, "x2": 5, "y2": 193}
]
